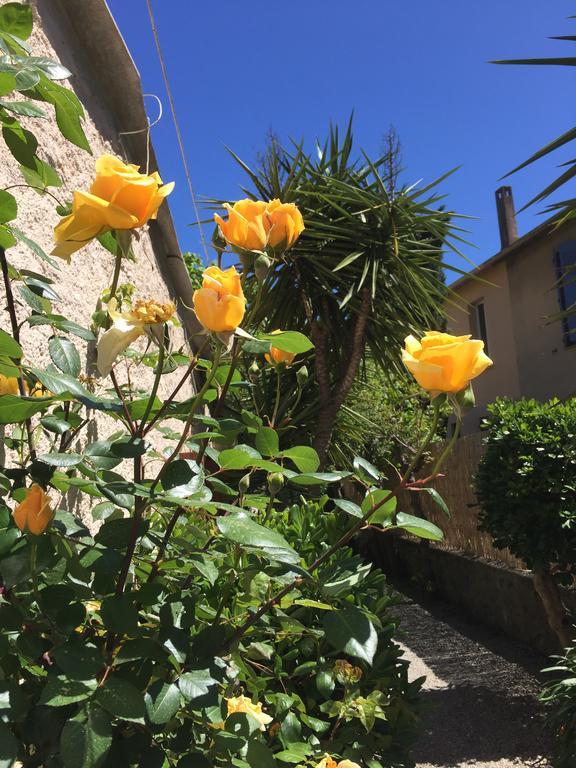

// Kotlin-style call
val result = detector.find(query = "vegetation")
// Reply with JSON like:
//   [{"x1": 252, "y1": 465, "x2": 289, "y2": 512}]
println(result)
[
  {"x1": 542, "y1": 641, "x2": 576, "y2": 768},
  {"x1": 224, "y1": 122, "x2": 461, "y2": 464},
  {"x1": 475, "y1": 398, "x2": 576, "y2": 647},
  {"x1": 0, "y1": 5, "x2": 481, "y2": 766}
]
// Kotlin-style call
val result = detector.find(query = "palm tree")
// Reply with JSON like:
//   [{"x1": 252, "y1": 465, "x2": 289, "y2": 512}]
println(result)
[{"x1": 225, "y1": 119, "x2": 465, "y2": 465}]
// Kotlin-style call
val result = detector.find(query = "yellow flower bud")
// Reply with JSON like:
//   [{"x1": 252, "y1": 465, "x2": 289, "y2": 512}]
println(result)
[
  {"x1": 193, "y1": 266, "x2": 246, "y2": 333},
  {"x1": 52, "y1": 154, "x2": 174, "y2": 261},
  {"x1": 13, "y1": 484, "x2": 54, "y2": 536},
  {"x1": 265, "y1": 330, "x2": 296, "y2": 366},
  {"x1": 402, "y1": 331, "x2": 492, "y2": 395}
]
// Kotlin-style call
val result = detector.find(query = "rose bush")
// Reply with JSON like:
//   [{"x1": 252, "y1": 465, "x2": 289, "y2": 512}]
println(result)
[{"x1": 0, "y1": 6, "x2": 493, "y2": 766}]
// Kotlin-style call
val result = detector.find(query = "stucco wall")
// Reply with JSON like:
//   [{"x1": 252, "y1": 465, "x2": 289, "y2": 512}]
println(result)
[
  {"x1": 447, "y1": 260, "x2": 521, "y2": 432},
  {"x1": 507, "y1": 218, "x2": 576, "y2": 401},
  {"x1": 0, "y1": 1, "x2": 193, "y2": 520}
]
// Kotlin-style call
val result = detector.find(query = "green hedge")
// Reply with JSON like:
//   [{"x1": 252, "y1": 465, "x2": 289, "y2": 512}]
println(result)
[{"x1": 475, "y1": 397, "x2": 576, "y2": 574}]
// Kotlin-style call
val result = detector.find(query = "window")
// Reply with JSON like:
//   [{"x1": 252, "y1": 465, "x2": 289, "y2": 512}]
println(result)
[
  {"x1": 470, "y1": 300, "x2": 489, "y2": 355},
  {"x1": 555, "y1": 241, "x2": 576, "y2": 346}
]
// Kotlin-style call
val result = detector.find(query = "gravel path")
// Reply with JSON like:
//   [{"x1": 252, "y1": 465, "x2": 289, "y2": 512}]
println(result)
[{"x1": 392, "y1": 592, "x2": 553, "y2": 768}]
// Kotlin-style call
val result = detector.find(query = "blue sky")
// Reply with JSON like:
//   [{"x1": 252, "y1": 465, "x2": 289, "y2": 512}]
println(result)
[{"x1": 107, "y1": 0, "x2": 575, "y2": 279}]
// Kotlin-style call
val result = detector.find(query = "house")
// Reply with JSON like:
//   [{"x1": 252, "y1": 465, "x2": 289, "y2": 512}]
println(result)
[{"x1": 447, "y1": 186, "x2": 576, "y2": 432}]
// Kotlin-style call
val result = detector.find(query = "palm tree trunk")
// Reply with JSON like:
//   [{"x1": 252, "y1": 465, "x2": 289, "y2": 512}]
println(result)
[{"x1": 313, "y1": 287, "x2": 372, "y2": 467}]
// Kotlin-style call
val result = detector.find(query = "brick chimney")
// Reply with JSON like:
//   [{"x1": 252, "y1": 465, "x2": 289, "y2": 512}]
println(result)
[{"x1": 495, "y1": 186, "x2": 518, "y2": 249}]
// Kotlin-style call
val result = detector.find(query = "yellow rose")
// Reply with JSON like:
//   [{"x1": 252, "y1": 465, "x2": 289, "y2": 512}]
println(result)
[
  {"x1": 225, "y1": 695, "x2": 273, "y2": 731},
  {"x1": 53, "y1": 154, "x2": 174, "y2": 261},
  {"x1": 316, "y1": 758, "x2": 361, "y2": 768},
  {"x1": 214, "y1": 198, "x2": 304, "y2": 253},
  {"x1": 265, "y1": 329, "x2": 296, "y2": 366},
  {"x1": 402, "y1": 331, "x2": 492, "y2": 395},
  {"x1": 13, "y1": 484, "x2": 54, "y2": 536},
  {"x1": 97, "y1": 297, "x2": 175, "y2": 376},
  {"x1": 214, "y1": 199, "x2": 269, "y2": 252},
  {"x1": 265, "y1": 199, "x2": 304, "y2": 251},
  {"x1": 0, "y1": 374, "x2": 19, "y2": 395},
  {"x1": 193, "y1": 266, "x2": 246, "y2": 333}
]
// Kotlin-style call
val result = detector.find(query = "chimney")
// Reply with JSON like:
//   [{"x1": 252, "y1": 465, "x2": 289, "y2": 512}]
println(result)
[{"x1": 495, "y1": 186, "x2": 518, "y2": 249}]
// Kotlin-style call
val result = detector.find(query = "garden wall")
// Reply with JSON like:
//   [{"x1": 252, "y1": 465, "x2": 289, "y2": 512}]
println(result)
[{"x1": 365, "y1": 432, "x2": 576, "y2": 655}]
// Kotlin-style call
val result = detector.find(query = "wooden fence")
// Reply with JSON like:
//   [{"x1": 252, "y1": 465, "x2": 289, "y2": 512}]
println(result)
[{"x1": 399, "y1": 432, "x2": 526, "y2": 571}]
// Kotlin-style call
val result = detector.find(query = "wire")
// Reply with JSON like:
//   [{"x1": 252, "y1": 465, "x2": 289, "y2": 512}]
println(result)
[{"x1": 145, "y1": 0, "x2": 209, "y2": 262}]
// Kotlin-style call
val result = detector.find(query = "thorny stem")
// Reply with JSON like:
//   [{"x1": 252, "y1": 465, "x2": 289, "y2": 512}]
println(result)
[
  {"x1": 137, "y1": 331, "x2": 166, "y2": 435},
  {"x1": 143, "y1": 338, "x2": 210, "y2": 436},
  {"x1": 269, "y1": 366, "x2": 282, "y2": 428},
  {"x1": 110, "y1": 369, "x2": 137, "y2": 435},
  {"x1": 149, "y1": 347, "x2": 223, "y2": 495},
  {"x1": 115, "y1": 453, "x2": 144, "y2": 597},
  {"x1": 402, "y1": 398, "x2": 441, "y2": 482},
  {"x1": 196, "y1": 342, "x2": 240, "y2": 465},
  {"x1": 432, "y1": 415, "x2": 461, "y2": 477},
  {"x1": 0, "y1": 247, "x2": 36, "y2": 461},
  {"x1": 146, "y1": 348, "x2": 223, "y2": 578}
]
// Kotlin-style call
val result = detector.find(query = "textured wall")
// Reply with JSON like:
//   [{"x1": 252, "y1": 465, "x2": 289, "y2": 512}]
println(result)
[{"x1": 0, "y1": 0, "x2": 193, "y2": 522}]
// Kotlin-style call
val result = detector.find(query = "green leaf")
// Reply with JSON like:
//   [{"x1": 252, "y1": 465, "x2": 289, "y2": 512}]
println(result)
[
  {"x1": 100, "y1": 594, "x2": 139, "y2": 634},
  {"x1": 246, "y1": 741, "x2": 277, "y2": 768},
  {"x1": 159, "y1": 459, "x2": 204, "y2": 499},
  {"x1": 10, "y1": 225, "x2": 59, "y2": 267},
  {"x1": 96, "y1": 677, "x2": 146, "y2": 722},
  {"x1": 60, "y1": 704, "x2": 112, "y2": 768},
  {"x1": 255, "y1": 426, "x2": 279, "y2": 457},
  {"x1": 2, "y1": 120, "x2": 37, "y2": 167},
  {"x1": 0, "y1": 99, "x2": 45, "y2": 117},
  {"x1": 315, "y1": 670, "x2": 335, "y2": 699},
  {"x1": 178, "y1": 669, "x2": 219, "y2": 704},
  {"x1": 0, "y1": 394, "x2": 48, "y2": 424},
  {"x1": 423, "y1": 487, "x2": 450, "y2": 518},
  {"x1": 0, "y1": 72, "x2": 16, "y2": 96},
  {"x1": 18, "y1": 283, "x2": 50, "y2": 312},
  {"x1": 361, "y1": 488, "x2": 396, "y2": 524},
  {"x1": 322, "y1": 605, "x2": 378, "y2": 664},
  {"x1": 28, "y1": 314, "x2": 95, "y2": 341},
  {"x1": 145, "y1": 681, "x2": 182, "y2": 725},
  {"x1": 280, "y1": 446, "x2": 320, "y2": 473},
  {"x1": 333, "y1": 498, "x2": 362, "y2": 518},
  {"x1": 353, "y1": 456, "x2": 380, "y2": 481},
  {"x1": 289, "y1": 471, "x2": 350, "y2": 486},
  {"x1": 218, "y1": 444, "x2": 261, "y2": 470},
  {"x1": 38, "y1": 452, "x2": 82, "y2": 467},
  {"x1": 258, "y1": 330, "x2": 313, "y2": 353},
  {"x1": 217, "y1": 512, "x2": 300, "y2": 565},
  {"x1": 0, "y1": 3, "x2": 33, "y2": 40},
  {"x1": 48, "y1": 336, "x2": 81, "y2": 377},
  {"x1": 395, "y1": 511, "x2": 443, "y2": 541},
  {"x1": 20, "y1": 155, "x2": 61, "y2": 190},
  {"x1": 37, "y1": 79, "x2": 91, "y2": 152},
  {"x1": 0, "y1": 328, "x2": 21, "y2": 358},
  {"x1": 39, "y1": 677, "x2": 97, "y2": 707},
  {"x1": 0, "y1": 190, "x2": 16, "y2": 223}
]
